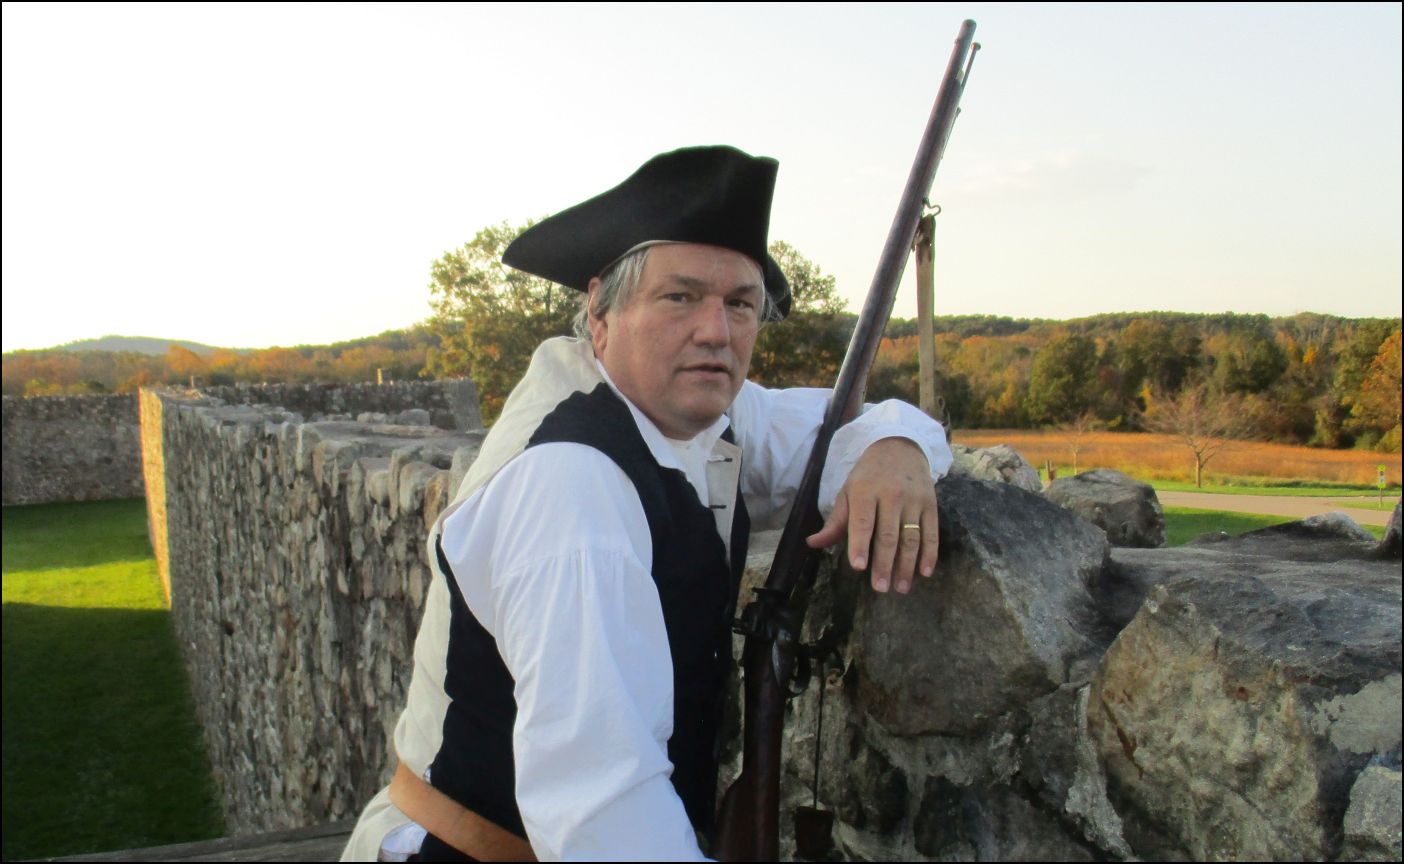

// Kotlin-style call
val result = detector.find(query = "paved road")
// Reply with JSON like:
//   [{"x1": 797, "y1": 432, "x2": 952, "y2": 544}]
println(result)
[{"x1": 1157, "y1": 491, "x2": 1400, "y2": 527}]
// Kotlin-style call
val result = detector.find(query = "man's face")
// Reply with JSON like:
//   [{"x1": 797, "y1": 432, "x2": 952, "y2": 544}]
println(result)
[{"x1": 589, "y1": 243, "x2": 764, "y2": 439}]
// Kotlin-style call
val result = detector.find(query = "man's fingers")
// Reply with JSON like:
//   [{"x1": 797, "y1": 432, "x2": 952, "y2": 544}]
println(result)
[
  {"x1": 861, "y1": 494, "x2": 901, "y2": 592},
  {"x1": 919, "y1": 502, "x2": 940, "y2": 578},
  {"x1": 819, "y1": 438, "x2": 940, "y2": 597},
  {"x1": 806, "y1": 492, "x2": 849, "y2": 551},
  {"x1": 845, "y1": 490, "x2": 877, "y2": 575},
  {"x1": 892, "y1": 509, "x2": 924, "y2": 593}
]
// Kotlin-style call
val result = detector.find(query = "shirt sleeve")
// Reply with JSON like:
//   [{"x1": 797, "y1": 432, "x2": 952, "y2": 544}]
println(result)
[
  {"x1": 440, "y1": 443, "x2": 709, "y2": 862},
  {"x1": 728, "y1": 382, "x2": 953, "y2": 530}
]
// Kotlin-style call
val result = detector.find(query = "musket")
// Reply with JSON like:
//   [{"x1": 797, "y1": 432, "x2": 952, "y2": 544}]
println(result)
[{"x1": 714, "y1": 20, "x2": 979, "y2": 861}]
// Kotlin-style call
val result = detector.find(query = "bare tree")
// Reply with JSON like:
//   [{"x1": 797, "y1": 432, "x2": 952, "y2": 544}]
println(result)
[
  {"x1": 1145, "y1": 385, "x2": 1250, "y2": 487},
  {"x1": 1056, "y1": 410, "x2": 1100, "y2": 475}
]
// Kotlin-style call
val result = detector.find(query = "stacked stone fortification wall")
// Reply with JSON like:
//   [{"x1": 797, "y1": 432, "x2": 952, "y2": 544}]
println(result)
[
  {"x1": 1, "y1": 394, "x2": 144, "y2": 505},
  {"x1": 199, "y1": 380, "x2": 481, "y2": 435},
  {"x1": 140, "y1": 384, "x2": 485, "y2": 833},
  {"x1": 139, "y1": 380, "x2": 479, "y2": 606}
]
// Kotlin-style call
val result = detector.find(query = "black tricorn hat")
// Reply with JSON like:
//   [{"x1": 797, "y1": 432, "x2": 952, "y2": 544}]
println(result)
[{"x1": 502, "y1": 145, "x2": 791, "y2": 319}]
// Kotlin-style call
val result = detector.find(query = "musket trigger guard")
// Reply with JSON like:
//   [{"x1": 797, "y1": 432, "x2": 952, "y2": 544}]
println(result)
[{"x1": 787, "y1": 650, "x2": 813, "y2": 699}]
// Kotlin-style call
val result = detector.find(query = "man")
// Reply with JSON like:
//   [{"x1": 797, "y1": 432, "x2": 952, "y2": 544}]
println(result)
[{"x1": 343, "y1": 146, "x2": 952, "y2": 861}]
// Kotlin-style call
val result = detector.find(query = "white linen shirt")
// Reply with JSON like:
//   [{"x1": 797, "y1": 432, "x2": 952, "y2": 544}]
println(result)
[{"x1": 388, "y1": 367, "x2": 951, "y2": 861}]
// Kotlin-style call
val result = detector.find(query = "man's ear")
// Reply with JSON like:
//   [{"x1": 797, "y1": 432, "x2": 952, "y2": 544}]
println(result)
[{"x1": 585, "y1": 278, "x2": 607, "y2": 355}]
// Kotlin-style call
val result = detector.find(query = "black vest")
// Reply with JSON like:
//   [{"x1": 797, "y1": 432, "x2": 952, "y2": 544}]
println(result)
[{"x1": 428, "y1": 384, "x2": 751, "y2": 845}]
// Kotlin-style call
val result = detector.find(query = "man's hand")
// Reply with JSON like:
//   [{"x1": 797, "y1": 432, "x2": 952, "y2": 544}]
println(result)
[{"x1": 806, "y1": 437, "x2": 939, "y2": 594}]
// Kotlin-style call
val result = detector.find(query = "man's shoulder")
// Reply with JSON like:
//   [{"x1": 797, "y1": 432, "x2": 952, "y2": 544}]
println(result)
[
  {"x1": 467, "y1": 440, "x2": 653, "y2": 569},
  {"x1": 490, "y1": 439, "x2": 635, "y2": 499},
  {"x1": 450, "y1": 339, "x2": 604, "y2": 509},
  {"x1": 529, "y1": 383, "x2": 640, "y2": 451}
]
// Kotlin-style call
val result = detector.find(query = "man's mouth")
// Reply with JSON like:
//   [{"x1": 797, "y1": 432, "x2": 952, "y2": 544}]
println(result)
[{"x1": 680, "y1": 362, "x2": 731, "y2": 377}]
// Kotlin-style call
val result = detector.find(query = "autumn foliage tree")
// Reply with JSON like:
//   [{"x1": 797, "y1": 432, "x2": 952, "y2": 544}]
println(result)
[
  {"x1": 747, "y1": 240, "x2": 848, "y2": 388},
  {"x1": 165, "y1": 345, "x2": 207, "y2": 385},
  {"x1": 944, "y1": 333, "x2": 1035, "y2": 428},
  {"x1": 1345, "y1": 328, "x2": 1403, "y2": 451},
  {"x1": 424, "y1": 221, "x2": 575, "y2": 423},
  {"x1": 1024, "y1": 332, "x2": 1098, "y2": 424}
]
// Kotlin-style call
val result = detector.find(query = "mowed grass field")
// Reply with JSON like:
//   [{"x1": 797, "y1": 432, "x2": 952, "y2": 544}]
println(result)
[
  {"x1": 951, "y1": 429, "x2": 1402, "y2": 489},
  {"x1": 1161, "y1": 508, "x2": 1293, "y2": 545},
  {"x1": 2, "y1": 499, "x2": 224, "y2": 860}
]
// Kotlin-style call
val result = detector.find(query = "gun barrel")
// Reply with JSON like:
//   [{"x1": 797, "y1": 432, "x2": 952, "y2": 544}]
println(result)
[{"x1": 716, "y1": 20, "x2": 979, "y2": 862}]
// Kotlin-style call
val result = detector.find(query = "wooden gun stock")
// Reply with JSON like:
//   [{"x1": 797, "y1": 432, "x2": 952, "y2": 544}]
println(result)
[{"x1": 714, "y1": 20, "x2": 979, "y2": 861}]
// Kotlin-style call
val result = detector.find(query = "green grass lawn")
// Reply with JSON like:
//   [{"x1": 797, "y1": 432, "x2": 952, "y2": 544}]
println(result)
[
  {"x1": 1162, "y1": 506, "x2": 1388, "y2": 546},
  {"x1": 2, "y1": 499, "x2": 225, "y2": 860},
  {"x1": 1031, "y1": 463, "x2": 1399, "y2": 498},
  {"x1": 1151, "y1": 479, "x2": 1399, "y2": 499}
]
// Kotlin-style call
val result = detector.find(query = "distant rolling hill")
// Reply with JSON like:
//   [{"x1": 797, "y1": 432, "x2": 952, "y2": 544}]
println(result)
[{"x1": 49, "y1": 336, "x2": 228, "y2": 355}]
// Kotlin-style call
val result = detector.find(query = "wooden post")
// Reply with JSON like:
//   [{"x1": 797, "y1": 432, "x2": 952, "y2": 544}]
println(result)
[
  {"x1": 376, "y1": 368, "x2": 384, "y2": 385},
  {"x1": 913, "y1": 212, "x2": 940, "y2": 419}
]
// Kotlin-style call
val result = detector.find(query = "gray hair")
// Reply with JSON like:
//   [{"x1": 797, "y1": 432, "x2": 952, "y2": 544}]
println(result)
[
  {"x1": 572, "y1": 247, "x2": 653, "y2": 338},
  {"x1": 572, "y1": 246, "x2": 780, "y2": 338}
]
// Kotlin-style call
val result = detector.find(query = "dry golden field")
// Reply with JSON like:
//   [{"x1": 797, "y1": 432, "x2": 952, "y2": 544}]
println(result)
[{"x1": 952, "y1": 429, "x2": 1403, "y2": 487}]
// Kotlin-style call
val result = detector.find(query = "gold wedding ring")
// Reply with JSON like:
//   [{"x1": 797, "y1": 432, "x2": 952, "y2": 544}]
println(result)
[{"x1": 901, "y1": 523, "x2": 921, "y2": 531}]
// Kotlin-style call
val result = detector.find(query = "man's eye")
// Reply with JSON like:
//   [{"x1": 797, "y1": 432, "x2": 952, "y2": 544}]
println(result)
[
  {"x1": 728, "y1": 298, "x2": 756, "y2": 311},
  {"x1": 663, "y1": 293, "x2": 691, "y2": 303}
]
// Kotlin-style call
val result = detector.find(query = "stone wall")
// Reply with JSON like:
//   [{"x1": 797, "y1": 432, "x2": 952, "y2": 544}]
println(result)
[
  {"x1": 138, "y1": 380, "x2": 478, "y2": 607},
  {"x1": 199, "y1": 380, "x2": 481, "y2": 433},
  {"x1": 744, "y1": 485, "x2": 1401, "y2": 862},
  {"x1": 142, "y1": 381, "x2": 1402, "y2": 859},
  {"x1": 140, "y1": 384, "x2": 485, "y2": 833},
  {"x1": 1, "y1": 394, "x2": 144, "y2": 505}
]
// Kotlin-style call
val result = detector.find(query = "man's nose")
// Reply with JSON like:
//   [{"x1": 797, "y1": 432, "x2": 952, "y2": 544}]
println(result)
[{"x1": 692, "y1": 297, "x2": 730, "y2": 346}]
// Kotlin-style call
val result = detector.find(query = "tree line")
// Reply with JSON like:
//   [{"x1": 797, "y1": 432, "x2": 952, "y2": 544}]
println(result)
[
  {"x1": 1, "y1": 329, "x2": 436, "y2": 397},
  {"x1": 5, "y1": 223, "x2": 1399, "y2": 454},
  {"x1": 866, "y1": 311, "x2": 1401, "y2": 453}
]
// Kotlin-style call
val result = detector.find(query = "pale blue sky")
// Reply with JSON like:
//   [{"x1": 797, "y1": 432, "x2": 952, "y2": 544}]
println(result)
[{"x1": 2, "y1": 2, "x2": 1400, "y2": 352}]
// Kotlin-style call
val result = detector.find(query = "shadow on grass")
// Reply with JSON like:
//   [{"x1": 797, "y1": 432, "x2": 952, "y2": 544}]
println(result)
[
  {"x1": 2, "y1": 498, "x2": 155, "y2": 573},
  {"x1": 2, "y1": 602, "x2": 225, "y2": 860}
]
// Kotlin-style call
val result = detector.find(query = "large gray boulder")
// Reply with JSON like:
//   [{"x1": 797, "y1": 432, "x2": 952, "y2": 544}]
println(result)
[
  {"x1": 1089, "y1": 526, "x2": 1401, "y2": 860},
  {"x1": 1046, "y1": 468, "x2": 1166, "y2": 548},
  {"x1": 949, "y1": 443, "x2": 1043, "y2": 493},
  {"x1": 1251, "y1": 509, "x2": 1378, "y2": 543},
  {"x1": 725, "y1": 477, "x2": 1119, "y2": 861},
  {"x1": 1343, "y1": 761, "x2": 1403, "y2": 861},
  {"x1": 1379, "y1": 501, "x2": 1402, "y2": 559},
  {"x1": 855, "y1": 474, "x2": 1110, "y2": 736},
  {"x1": 1236, "y1": 509, "x2": 1379, "y2": 558}
]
